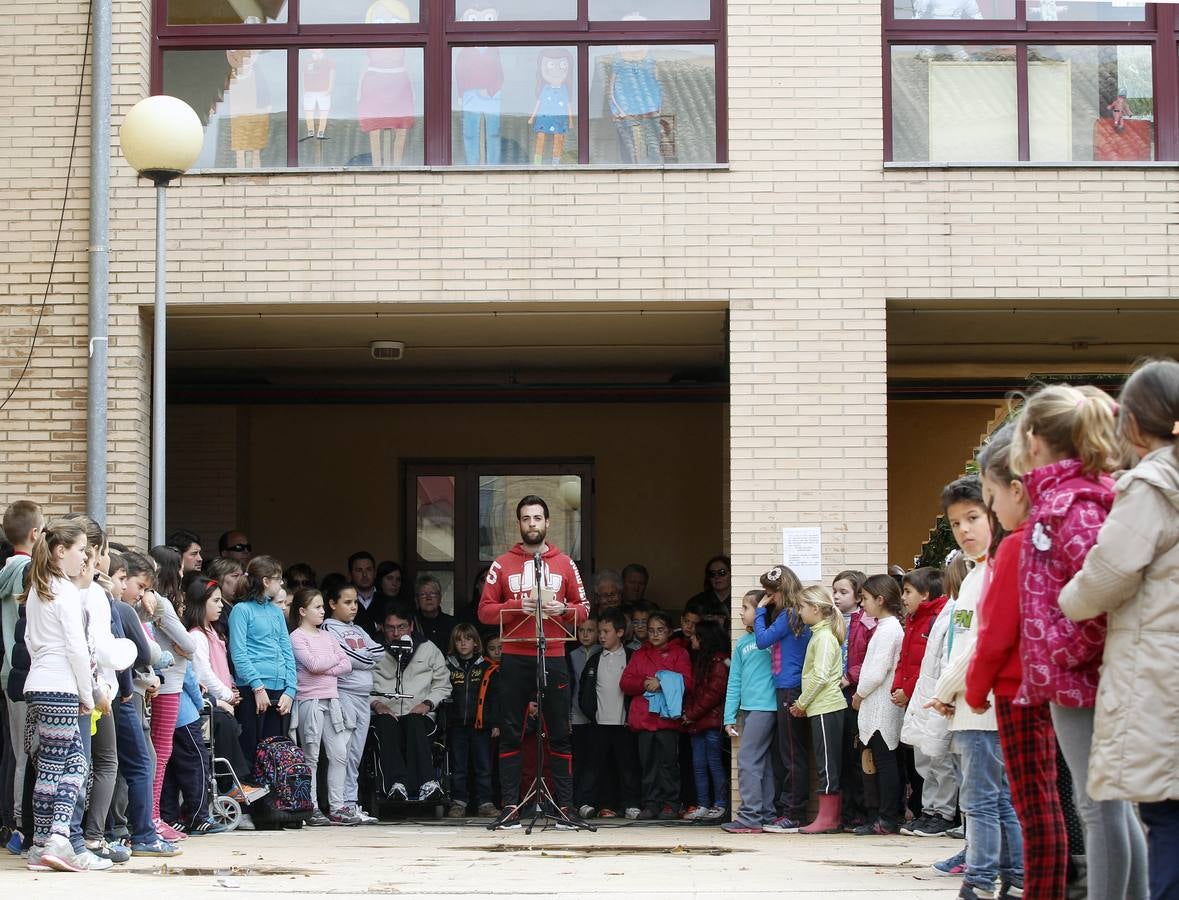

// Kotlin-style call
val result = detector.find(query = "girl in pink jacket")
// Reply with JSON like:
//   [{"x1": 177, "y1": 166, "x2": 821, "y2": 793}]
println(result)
[
  {"x1": 288, "y1": 589, "x2": 354, "y2": 826},
  {"x1": 1010, "y1": 384, "x2": 1148, "y2": 900}
]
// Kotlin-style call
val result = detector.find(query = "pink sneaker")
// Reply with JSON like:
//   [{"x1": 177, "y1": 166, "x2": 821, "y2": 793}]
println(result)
[{"x1": 155, "y1": 819, "x2": 187, "y2": 842}]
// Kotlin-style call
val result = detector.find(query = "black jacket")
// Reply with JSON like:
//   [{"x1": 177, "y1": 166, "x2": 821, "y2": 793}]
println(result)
[
  {"x1": 576, "y1": 645, "x2": 634, "y2": 724},
  {"x1": 6, "y1": 604, "x2": 29, "y2": 702},
  {"x1": 445, "y1": 653, "x2": 492, "y2": 728}
]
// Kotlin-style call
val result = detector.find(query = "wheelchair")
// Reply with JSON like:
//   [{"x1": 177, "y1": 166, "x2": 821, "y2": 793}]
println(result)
[
  {"x1": 358, "y1": 693, "x2": 452, "y2": 820},
  {"x1": 199, "y1": 700, "x2": 269, "y2": 831}
]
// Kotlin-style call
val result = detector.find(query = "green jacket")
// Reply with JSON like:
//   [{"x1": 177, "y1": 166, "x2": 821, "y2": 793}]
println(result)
[{"x1": 796, "y1": 619, "x2": 847, "y2": 717}]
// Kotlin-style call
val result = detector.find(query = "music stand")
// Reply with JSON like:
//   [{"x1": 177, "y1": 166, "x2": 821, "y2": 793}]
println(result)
[{"x1": 488, "y1": 553, "x2": 596, "y2": 834}]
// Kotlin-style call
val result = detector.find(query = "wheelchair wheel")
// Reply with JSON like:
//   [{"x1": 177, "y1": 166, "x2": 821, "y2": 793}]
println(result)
[{"x1": 211, "y1": 795, "x2": 242, "y2": 831}]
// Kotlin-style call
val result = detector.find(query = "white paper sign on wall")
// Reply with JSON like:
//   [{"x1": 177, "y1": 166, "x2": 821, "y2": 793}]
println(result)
[{"x1": 782, "y1": 527, "x2": 823, "y2": 583}]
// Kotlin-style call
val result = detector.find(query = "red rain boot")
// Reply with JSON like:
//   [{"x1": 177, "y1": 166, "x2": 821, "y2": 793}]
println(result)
[{"x1": 800, "y1": 793, "x2": 843, "y2": 834}]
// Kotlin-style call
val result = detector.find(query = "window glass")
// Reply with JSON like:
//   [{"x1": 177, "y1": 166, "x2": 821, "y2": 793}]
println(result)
[
  {"x1": 297, "y1": 47, "x2": 425, "y2": 166},
  {"x1": 166, "y1": 0, "x2": 288, "y2": 25},
  {"x1": 451, "y1": 45, "x2": 577, "y2": 165},
  {"x1": 415, "y1": 569, "x2": 457, "y2": 615},
  {"x1": 588, "y1": 44, "x2": 716, "y2": 164},
  {"x1": 415, "y1": 476, "x2": 456, "y2": 562},
  {"x1": 301, "y1": 0, "x2": 420, "y2": 26},
  {"x1": 1028, "y1": 45, "x2": 1153, "y2": 161},
  {"x1": 163, "y1": 49, "x2": 288, "y2": 169},
  {"x1": 454, "y1": 0, "x2": 576, "y2": 21},
  {"x1": 892, "y1": 0, "x2": 1015, "y2": 20},
  {"x1": 890, "y1": 45, "x2": 1017, "y2": 162},
  {"x1": 1027, "y1": 0, "x2": 1146, "y2": 22},
  {"x1": 479, "y1": 475, "x2": 582, "y2": 562},
  {"x1": 588, "y1": 0, "x2": 711, "y2": 20}
]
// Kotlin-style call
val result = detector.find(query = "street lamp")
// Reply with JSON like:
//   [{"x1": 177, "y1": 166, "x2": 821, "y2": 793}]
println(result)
[{"x1": 119, "y1": 95, "x2": 203, "y2": 546}]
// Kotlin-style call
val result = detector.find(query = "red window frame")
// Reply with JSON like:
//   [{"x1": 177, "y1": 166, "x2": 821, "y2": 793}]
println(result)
[
  {"x1": 882, "y1": 0, "x2": 1179, "y2": 161},
  {"x1": 151, "y1": 0, "x2": 728, "y2": 167}
]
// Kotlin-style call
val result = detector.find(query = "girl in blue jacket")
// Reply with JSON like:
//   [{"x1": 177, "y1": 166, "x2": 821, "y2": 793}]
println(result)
[
  {"x1": 228, "y1": 555, "x2": 296, "y2": 763},
  {"x1": 753, "y1": 566, "x2": 811, "y2": 832}
]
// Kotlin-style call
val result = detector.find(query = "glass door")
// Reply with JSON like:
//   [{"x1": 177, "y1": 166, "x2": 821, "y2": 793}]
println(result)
[{"x1": 404, "y1": 460, "x2": 593, "y2": 616}]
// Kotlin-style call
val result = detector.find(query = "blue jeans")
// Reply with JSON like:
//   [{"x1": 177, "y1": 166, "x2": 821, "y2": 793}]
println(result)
[
  {"x1": 1140, "y1": 800, "x2": 1179, "y2": 900},
  {"x1": 690, "y1": 729, "x2": 726, "y2": 810},
  {"x1": 953, "y1": 729, "x2": 1023, "y2": 891},
  {"x1": 448, "y1": 724, "x2": 492, "y2": 807},
  {"x1": 461, "y1": 110, "x2": 501, "y2": 165},
  {"x1": 113, "y1": 697, "x2": 158, "y2": 845}
]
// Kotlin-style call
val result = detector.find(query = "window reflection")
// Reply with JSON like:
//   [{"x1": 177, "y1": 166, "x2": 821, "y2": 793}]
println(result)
[
  {"x1": 167, "y1": 0, "x2": 288, "y2": 25},
  {"x1": 589, "y1": 0, "x2": 710, "y2": 20},
  {"x1": 297, "y1": 47, "x2": 425, "y2": 167},
  {"x1": 163, "y1": 48, "x2": 288, "y2": 169},
  {"x1": 454, "y1": 0, "x2": 576, "y2": 20},
  {"x1": 589, "y1": 44, "x2": 715, "y2": 164},
  {"x1": 893, "y1": 0, "x2": 1014, "y2": 19},
  {"x1": 451, "y1": 46, "x2": 577, "y2": 165},
  {"x1": 301, "y1": 0, "x2": 420, "y2": 25}
]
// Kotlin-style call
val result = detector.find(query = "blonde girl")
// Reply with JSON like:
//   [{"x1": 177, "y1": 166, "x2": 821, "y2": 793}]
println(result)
[
  {"x1": 790, "y1": 585, "x2": 848, "y2": 834},
  {"x1": 752, "y1": 565, "x2": 811, "y2": 832},
  {"x1": 1058, "y1": 358, "x2": 1179, "y2": 900},
  {"x1": 1011, "y1": 383, "x2": 1148, "y2": 900},
  {"x1": 21, "y1": 520, "x2": 96, "y2": 872}
]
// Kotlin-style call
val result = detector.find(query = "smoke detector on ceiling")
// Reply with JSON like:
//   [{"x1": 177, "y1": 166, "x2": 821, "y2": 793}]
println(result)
[{"x1": 370, "y1": 340, "x2": 405, "y2": 361}]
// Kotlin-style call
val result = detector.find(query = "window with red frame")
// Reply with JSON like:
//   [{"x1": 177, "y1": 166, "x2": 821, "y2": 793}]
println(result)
[
  {"x1": 883, "y1": 0, "x2": 1179, "y2": 163},
  {"x1": 154, "y1": 0, "x2": 726, "y2": 169}
]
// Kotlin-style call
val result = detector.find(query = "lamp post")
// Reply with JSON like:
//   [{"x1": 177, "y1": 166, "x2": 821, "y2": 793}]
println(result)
[{"x1": 118, "y1": 96, "x2": 203, "y2": 547}]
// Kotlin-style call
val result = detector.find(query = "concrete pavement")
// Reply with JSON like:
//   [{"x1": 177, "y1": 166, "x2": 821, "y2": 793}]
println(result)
[{"x1": 0, "y1": 821, "x2": 966, "y2": 899}]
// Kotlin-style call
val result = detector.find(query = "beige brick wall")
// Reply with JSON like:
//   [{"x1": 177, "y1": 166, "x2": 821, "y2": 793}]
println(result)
[{"x1": 4, "y1": 0, "x2": 1179, "y2": 582}]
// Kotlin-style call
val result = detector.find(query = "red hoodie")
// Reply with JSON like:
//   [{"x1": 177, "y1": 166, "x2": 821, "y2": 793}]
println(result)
[
  {"x1": 891, "y1": 595, "x2": 948, "y2": 698},
  {"x1": 965, "y1": 523, "x2": 1027, "y2": 707},
  {"x1": 478, "y1": 543, "x2": 589, "y2": 659}
]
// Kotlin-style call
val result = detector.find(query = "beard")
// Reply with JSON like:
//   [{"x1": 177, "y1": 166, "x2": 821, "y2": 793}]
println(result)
[{"x1": 520, "y1": 524, "x2": 547, "y2": 547}]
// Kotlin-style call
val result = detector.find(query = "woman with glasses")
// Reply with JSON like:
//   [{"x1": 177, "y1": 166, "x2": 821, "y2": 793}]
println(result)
[{"x1": 687, "y1": 556, "x2": 731, "y2": 620}]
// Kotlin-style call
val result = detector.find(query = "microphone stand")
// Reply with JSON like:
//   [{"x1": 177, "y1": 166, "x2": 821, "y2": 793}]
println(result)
[{"x1": 489, "y1": 552, "x2": 595, "y2": 834}]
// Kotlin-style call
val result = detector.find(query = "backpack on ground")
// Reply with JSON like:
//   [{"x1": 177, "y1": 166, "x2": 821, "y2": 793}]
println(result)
[{"x1": 251, "y1": 736, "x2": 313, "y2": 827}]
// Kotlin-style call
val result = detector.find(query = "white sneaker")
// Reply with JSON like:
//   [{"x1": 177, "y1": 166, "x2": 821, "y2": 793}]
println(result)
[
  {"x1": 351, "y1": 805, "x2": 380, "y2": 825},
  {"x1": 389, "y1": 783, "x2": 408, "y2": 801},
  {"x1": 417, "y1": 781, "x2": 442, "y2": 802},
  {"x1": 26, "y1": 846, "x2": 50, "y2": 872},
  {"x1": 41, "y1": 834, "x2": 89, "y2": 872},
  {"x1": 81, "y1": 848, "x2": 114, "y2": 871},
  {"x1": 683, "y1": 806, "x2": 708, "y2": 820},
  {"x1": 578, "y1": 805, "x2": 596, "y2": 819},
  {"x1": 624, "y1": 807, "x2": 641, "y2": 820}
]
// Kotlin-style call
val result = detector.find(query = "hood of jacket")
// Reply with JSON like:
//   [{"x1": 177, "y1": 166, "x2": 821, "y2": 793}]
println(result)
[
  {"x1": 507, "y1": 542, "x2": 568, "y2": 562},
  {"x1": 0, "y1": 554, "x2": 30, "y2": 598},
  {"x1": 1024, "y1": 457, "x2": 1116, "y2": 522},
  {"x1": 1118, "y1": 445, "x2": 1179, "y2": 510}
]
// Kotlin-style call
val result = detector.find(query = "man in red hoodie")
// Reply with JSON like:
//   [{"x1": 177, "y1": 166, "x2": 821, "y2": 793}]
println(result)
[{"x1": 478, "y1": 495, "x2": 589, "y2": 827}]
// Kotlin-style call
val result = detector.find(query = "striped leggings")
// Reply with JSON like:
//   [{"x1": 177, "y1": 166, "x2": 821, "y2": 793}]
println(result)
[
  {"x1": 149, "y1": 693, "x2": 181, "y2": 821},
  {"x1": 25, "y1": 691, "x2": 88, "y2": 845}
]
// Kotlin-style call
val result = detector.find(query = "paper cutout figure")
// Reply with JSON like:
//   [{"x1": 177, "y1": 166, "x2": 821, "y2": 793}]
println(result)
[
  {"x1": 359, "y1": 0, "x2": 415, "y2": 165},
  {"x1": 301, "y1": 49, "x2": 336, "y2": 140},
  {"x1": 225, "y1": 49, "x2": 271, "y2": 168},
  {"x1": 455, "y1": 8, "x2": 504, "y2": 164},
  {"x1": 1107, "y1": 90, "x2": 1131, "y2": 132},
  {"x1": 529, "y1": 48, "x2": 573, "y2": 165},
  {"x1": 609, "y1": 17, "x2": 663, "y2": 164}
]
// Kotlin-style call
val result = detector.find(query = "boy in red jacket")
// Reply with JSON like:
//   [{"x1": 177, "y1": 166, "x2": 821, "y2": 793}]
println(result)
[
  {"x1": 892, "y1": 567, "x2": 953, "y2": 837},
  {"x1": 621, "y1": 611, "x2": 693, "y2": 820}
]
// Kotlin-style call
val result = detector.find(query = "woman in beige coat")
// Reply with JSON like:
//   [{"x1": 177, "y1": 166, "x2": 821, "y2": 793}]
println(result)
[{"x1": 1057, "y1": 358, "x2": 1179, "y2": 900}]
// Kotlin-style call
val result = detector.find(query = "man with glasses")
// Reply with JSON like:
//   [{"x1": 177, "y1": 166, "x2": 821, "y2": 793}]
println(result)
[
  {"x1": 370, "y1": 600, "x2": 451, "y2": 804},
  {"x1": 414, "y1": 575, "x2": 455, "y2": 654},
  {"x1": 479, "y1": 494, "x2": 590, "y2": 829},
  {"x1": 218, "y1": 530, "x2": 253, "y2": 566}
]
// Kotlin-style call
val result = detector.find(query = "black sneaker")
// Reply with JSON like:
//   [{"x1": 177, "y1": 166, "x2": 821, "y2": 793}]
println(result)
[
  {"x1": 913, "y1": 815, "x2": 954, "y2": 837},
  {"x1": 637, "y1": 804, "x2": 660, "y2": 821},
  {"x1": 555, "y1": 807, "x2": 588, "y2": 831},
  {"x1": 494, "y1": 805, "x2": 522, "y2": 831},
  {"x1": 998, "y1": 877, "x2": 1024, "y2": 899},
  {"x1": 900, "y1": 814, "x2": 929, "y2": 836},
  {"x1": 958, "y1": 884, "x2": 997, "y2": 899}
]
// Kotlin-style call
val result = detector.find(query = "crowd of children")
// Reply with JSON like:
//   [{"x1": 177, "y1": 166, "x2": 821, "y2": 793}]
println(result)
[{"x1": 0, "y1": 357, "x2": 1177, "y2": 900}]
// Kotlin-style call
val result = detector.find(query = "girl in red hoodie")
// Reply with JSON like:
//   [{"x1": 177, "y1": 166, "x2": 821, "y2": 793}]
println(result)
[
  {"x1": 966, "y1": 422, "x2": 1067, "y2": 900},
  {"x1": 620, "y1": 611, "x2": 693, "y2": 820},
  {"x1": 681, "y1": 619, "x2": 729, "y2": 823}
]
